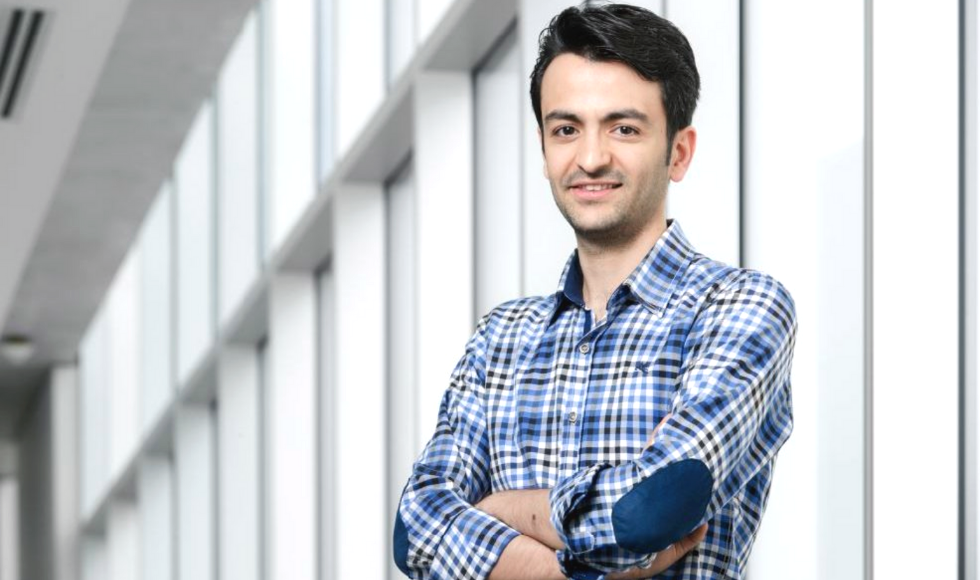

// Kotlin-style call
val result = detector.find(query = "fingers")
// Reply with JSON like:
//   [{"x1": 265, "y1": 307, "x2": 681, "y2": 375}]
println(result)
[
  {"x1": 674, "y1": 523, "x2": 709, "y2": 553},
  {"x1": 606, "y1": 523, "x2": 709, "y2": 579}
]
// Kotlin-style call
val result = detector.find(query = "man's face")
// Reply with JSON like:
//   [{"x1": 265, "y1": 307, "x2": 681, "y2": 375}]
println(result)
[{"x1": 539, "y1": 53, "x2": 688, "y2": 247}]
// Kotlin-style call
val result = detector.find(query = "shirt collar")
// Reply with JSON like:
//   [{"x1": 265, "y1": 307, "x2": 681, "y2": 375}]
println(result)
[{"x1": 550, "y1": 219, "x2": 697, "y2": 324}]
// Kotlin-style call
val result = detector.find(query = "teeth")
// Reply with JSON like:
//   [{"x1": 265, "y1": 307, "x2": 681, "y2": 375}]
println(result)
[{"x1": 583, "y1": 184, "x2": 610, "y2": 191}]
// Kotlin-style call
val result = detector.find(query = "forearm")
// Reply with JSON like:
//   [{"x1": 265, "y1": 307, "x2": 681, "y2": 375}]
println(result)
[
  {"x1": 488, "y1": 535, "x2": 566, "y2": 580},
  {"x1": 477, "y1": 489, "x2": 564, "y2": 550}
]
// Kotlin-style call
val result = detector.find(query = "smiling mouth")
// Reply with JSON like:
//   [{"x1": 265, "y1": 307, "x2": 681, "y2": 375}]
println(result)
[{"x1": 569, "y1": 183, "x2": 622, "y2": 196}]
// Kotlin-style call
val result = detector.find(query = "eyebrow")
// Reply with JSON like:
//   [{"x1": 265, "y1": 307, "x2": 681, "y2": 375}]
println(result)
[{"x1": 543, "y1": 108, "x2": 651, "y2": 125}]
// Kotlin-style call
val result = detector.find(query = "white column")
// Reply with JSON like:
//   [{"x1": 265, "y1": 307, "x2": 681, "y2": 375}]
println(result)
[
  {"x1": 0, "y1": 478, "x2": 17, "y2": 580},
  {"x1": 663, "y1": 0, "x2": 740, "y2": 266},
  {"x1": 267, "y1": 274, "x2": 317, "y2": 580},
  {"x1": 176, "y1": 405, "x2": 216, "y2": 580},
  {"x1": 317, "y1": 268, "x2": 338, "y2": 580},
  {"x1": 139, "y1": 456, "x2": 174, "y2": 580},
  {"x1": 413, "y1": 71, "x2": 474, "y2": 452},
  {"x1": 107, "y1": 502, "x2": 139, "y2": 580},
  {"x1": 745, "y1": 0, "x2": 867, "y2": 577},
  {"x1": 335, "y1": 0, "x2": 386, "y2": 156},
  {"x1": 871, "y1": 0, "x2": 959, "y2": 577},
  {"x1": 51, "y1": 366, "x2": 79, "y2": 580},
  {"x1": 968, "y1": 0, "x2": 980, "y2": 575},
  {"x1": 218, "y1": 347, "x2": 261, "y2": 580},
  {"x1": 81, "y1": 536, "x2": 107, "y2": 580},
  {"x1": 332, "y1": 185, "x2": 385, "y2": 580}
]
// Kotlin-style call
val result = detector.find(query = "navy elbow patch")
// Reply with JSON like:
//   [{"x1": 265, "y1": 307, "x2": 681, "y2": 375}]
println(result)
[
  {"x1": 612, "y1": 459, "x2": 713, "y2": 554},
  {"x1": 393, "y1": 509, "x2": 411, "y2": 576}
]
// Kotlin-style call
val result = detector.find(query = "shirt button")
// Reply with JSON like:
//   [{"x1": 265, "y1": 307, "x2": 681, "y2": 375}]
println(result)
[
  {"x1": 568, "y1": 411, "x2": 578, "y2": 424},
  {"x1": 579, "y1": 343, "x2": 590, "y2": 354}
]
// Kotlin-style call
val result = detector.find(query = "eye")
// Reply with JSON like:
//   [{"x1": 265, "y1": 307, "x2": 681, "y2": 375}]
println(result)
[
  {"x1": 552, "y1": 125, "x2": 577, "y2": 137},
  {"x1": 615, "y1": 125, "x2": 639, "y2": 136}
]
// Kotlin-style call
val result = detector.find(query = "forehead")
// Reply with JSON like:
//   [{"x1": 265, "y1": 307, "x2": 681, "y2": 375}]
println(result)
[{"x1": 540, "y1": 53, "x2": 664, "y2": 121}]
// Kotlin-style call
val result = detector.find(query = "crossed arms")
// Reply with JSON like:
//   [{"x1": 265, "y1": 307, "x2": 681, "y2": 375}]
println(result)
[{"x1": 394, "y1": 273, "x2": 796, "y2": 579}]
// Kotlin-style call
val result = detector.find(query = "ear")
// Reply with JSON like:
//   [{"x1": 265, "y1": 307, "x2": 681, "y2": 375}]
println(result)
[
  {"x1": 538, "y1": 127, "x2": 549, "y2": 179},
  {"x1": 668, "y1": 126, "x2": 697, "y2": 183}
]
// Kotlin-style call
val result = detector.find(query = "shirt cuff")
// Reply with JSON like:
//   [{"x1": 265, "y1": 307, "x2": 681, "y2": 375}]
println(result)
[
  {"x1": 430, "y1": 506, "x2": 521, "y2": 580},
  {"x1": 549, "y1": 463, "x2": 605, "y2": 555}
]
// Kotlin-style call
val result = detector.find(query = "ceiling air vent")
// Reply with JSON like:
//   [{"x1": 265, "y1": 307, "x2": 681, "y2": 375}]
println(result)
[{"x1": 0, "y1": 7, "x2": 46, "y2": 120}]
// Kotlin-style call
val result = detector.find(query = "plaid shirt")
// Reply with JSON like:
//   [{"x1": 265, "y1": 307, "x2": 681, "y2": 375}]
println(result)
[{"x1": 396, "y1": 220, "x2": 796, "y2": 579}]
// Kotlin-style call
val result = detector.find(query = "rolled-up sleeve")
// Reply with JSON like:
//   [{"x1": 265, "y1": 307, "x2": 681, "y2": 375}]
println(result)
[
  {"x1": 394, "y1": 320, "x2": 520, "y2": 579},
  {"x1": 549, "y1": 272, "x2": 797, "y2": 575}
]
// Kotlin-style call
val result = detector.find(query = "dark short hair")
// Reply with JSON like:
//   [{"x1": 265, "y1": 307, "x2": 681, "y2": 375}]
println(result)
[{"x1": 530, "y1": 3, "x2": 700, "y2": 149}]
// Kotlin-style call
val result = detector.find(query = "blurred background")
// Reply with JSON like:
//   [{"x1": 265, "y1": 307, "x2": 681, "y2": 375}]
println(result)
[{"x1": 0, "y1": 0, "x2": 975, "y2": 578}]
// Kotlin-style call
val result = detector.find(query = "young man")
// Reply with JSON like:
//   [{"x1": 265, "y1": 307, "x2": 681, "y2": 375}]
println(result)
[{"x1": 394, "y1": 5, "x2": 796, "y2": 579}]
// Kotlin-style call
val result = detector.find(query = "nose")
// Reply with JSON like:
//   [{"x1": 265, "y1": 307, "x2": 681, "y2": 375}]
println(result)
[{"x1": 575, "y1": 131, "x2": 612, "y2": 175}]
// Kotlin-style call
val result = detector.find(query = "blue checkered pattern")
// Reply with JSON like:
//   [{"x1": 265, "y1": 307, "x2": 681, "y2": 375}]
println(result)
[{"x1": 397, "y1": 220, "x2": 797, "y2": 579}]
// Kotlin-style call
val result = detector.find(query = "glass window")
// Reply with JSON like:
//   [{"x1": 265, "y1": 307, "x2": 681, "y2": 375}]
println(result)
[
  {"x1": 335, "y1": 0, "x2": 385, "y2": 155},
  {"x1": 386, "y1": 0, "x2": 415, "y2": 85},
  {"x1": 175, "y1": 102, "x2": 216, "y2": 384},
  {"x1": 217, "y1": 11, "x2": 261, "y2": 326},
  {"x1": 263, "y1": 0, "x2": 316, "y2": 251},
  {"x1": 107, "y1": 245, "x2": 141, "y2": 479},
  {"x1": 317, "y1": 0, "x2": 335, "y2": 181},
  {"x1": 140, "y1": 184, "x2": 173, "y2": 434},
  {"x1": 79, "y1": 305, "x2": 109, "y2": 517},
  {"x1": 474, "y1": 28, "x2": 521, "y2": 319}
]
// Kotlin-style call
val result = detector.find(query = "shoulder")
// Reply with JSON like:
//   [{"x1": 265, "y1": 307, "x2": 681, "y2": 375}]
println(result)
[
  {"x1": 482, "y1": 294, "x2": 555, "y2": 322},
  {"x1": 679, "y1": 255, "x2": 796, "y2": 334},
  {"x1": 476, "y1": 295, "x2": 556, "y2": 339}
]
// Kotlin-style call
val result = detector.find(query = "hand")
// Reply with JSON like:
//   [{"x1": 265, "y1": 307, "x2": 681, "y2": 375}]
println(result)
[{"x1": 605, "y1": 524, "x2": 708, "y2": 579}]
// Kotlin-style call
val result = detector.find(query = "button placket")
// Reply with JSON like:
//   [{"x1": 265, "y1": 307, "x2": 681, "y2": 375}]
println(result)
[{"x1": 560, "y1": 331, "x2": 594, "y2": 475}]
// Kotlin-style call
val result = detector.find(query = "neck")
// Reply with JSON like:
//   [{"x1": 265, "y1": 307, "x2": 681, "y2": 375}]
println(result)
[{"x1": 577, "y1": 217, "x2": 668, "y2": 322}]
